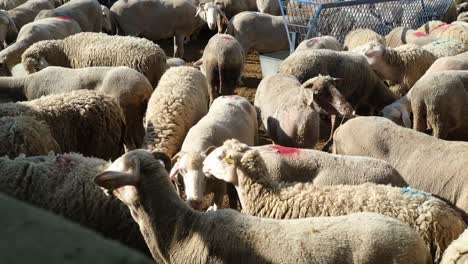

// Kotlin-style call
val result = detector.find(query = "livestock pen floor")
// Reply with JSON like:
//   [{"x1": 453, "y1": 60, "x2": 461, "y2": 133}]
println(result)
[{"x1": 159, "y1": 29, "x2": 331, "y2": 209}]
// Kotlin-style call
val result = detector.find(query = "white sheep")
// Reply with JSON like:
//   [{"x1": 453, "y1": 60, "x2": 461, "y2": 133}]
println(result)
[
  {"x1": 440, "y1": 228, "x2": 468, "y2": 264},
  {"x1": 0, "y1": 66, "x2": 152, "y2": 150},
  {"x1": 225, "y1": 11, "x2": 288, "y2": 54},
  {"x1": 21, "y1": 32, "x2": 167, "y2": 87},
  {"x1": 143, "y1": 66, "x2": 209, "y2": 158},
  {"x1": 0, "y1": 115, "x2": 61, "y2": 158},
  {"x1": 417, "y1": 20, "x2": 447, "y2": 34},
  {"x1": 203, "y1": 143, "x2": 466, "y2": 262},
  {"x1": 425, "y1": 51, "x2": 468, "y2": 74},
  {"x1": 0, "y1": 17, "x2": 81, "y2": 76},
  {"x1": 106, "y1": 0, "x2": 214, "y2": 58},
  {"x1": 343, "y1": 28, "x2": 385, "y2": 51},
  {"x1": 410, "y1": 70, "x2": 468, "y2": 140},
  {"x1": 357, "y1": 42, "x2": 437, "y2": 96},
  {"x1": 384, "y1": 27, "x2": 438, "y2": 48},
  {"x1": 422, "y1": 40, "x2": 468, "y2": 58},
  {"x1": 201, "y1": 33, "x2": 244, "y2": 103},
  {"x1": 94, "y1": 149, "x2": 433, "y2": 264},
  {"x1": 279, "y1": 49, "x2": 399, "y2": 113},
  {"x1": 0, "y1": 152, "x2": 154, "y2": 257},
  {"x1": 211, "y1": 139, "x2": 407, "y2": 187},
  {"x1": 0, "y1": 90, "x2": 126, "y2": 160},
  {"x1": 34, "y1": 0, "x2": 102, "y2": 32},
  {"x1": 170, "y1": 95, "x2": 257, "y2": 211},
  {"x1": 429, "y1": 23, "x2": 468, "y2": 45},
  {"x1": 333, "y1": 116, "x2": 468, "y2": 223},
  {"x1": 211, "y1": 0, "x2": 257, "y2": 33},
  {"x1": 0, "y1": 194, "x2": 154, "y2": 264},
  {"x1": 381, "y1": 92, "x2": 412, "y2": 128},
  {"x1": 255, "y1": 74, "x2": 353, "y2": 148},
  {"x1": 294, "y1": 36, "x2": 342, "y2": 52},
  {"x1": 0, "y1": 0, "x2": 55, "y2": 42}
]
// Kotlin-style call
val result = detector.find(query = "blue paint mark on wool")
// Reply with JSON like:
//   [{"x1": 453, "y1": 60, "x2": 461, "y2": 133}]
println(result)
[{"x1": 400, "y1": 187, "x2": 431, "y2": 198}]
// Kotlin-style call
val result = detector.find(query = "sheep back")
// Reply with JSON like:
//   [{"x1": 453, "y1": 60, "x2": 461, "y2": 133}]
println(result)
[
  {"x1": 0, "y1": 152, "x2": 150, "y2": 255},
  {"x1": 0, "y1": 90, "x2": 126, "y2": 160},
  {"x1": 440, "y1": 228, "x2": 468, "y2": 264},
  {"x1": 21, "y1": 32, "x2": 167, "y2": 87},
  {"x1": 344, "y1": 28, "x2": 385, "y2": 51},
  {"x1": 0, "y1": 194, "x2": 154, "y2": 264},
  {"x1": 144, "y1": 66, "x2": 209, "y2": 157},
  {"x1": 0, "y1": 115, "x2": 61, "y2": 158}
]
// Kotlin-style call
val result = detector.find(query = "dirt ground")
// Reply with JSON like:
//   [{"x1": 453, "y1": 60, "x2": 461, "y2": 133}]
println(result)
[{"x1": 159, "y1": 29, "x2": 332, "y2": 209}]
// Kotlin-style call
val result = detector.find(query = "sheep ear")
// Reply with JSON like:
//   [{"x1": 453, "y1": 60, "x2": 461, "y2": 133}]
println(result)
[
  {"x1": 402, "y1": 110, "x2": 412, "y2": 128},
  {"x1": 195, "y1": 2, "x2": 205, "y2": 17},
  {"x1": 94, "y1": 157, "x2": 140, "y2": 191},
  {"x1": 169, "y1": 161, "x2": 180, "y2": 181},
  {"x1": 203, "y1": 146, "x2": 217, "y2": 156}
]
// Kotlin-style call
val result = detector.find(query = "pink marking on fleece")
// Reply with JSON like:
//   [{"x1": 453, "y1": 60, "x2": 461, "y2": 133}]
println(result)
[
  {"x1": 269, "y1": 145, "x2": 300, "y2": 156},
  {"x1": 432, "y1": 23, "x2": 451, "y2": 32},
  {"x1": 413, "y1": 32, "x2": 429, "y2": 38},
  {"x1": 222, "y1": 35, "x2": 234, "y2": 40},
  {"x1": 55, "y1": 16, "x2": 72, "y2": 21}
]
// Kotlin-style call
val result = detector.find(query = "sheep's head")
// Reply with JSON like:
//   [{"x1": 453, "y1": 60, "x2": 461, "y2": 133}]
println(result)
[
  {"x1": 196, "y1": 2, "x2": 228, "y2": 31},
  {"x1": 94, "y1": 150, "x2": 171, "y2": 221},
  {"x1": 357, "y1": 41, "x2": 386, "y2": 68},
  {"x1": 301, "y1": 75, "x2": 354, "y2": 117},
  {"x1": 381, "y1": 102, "x2": 412, "y2": 128},
  {"x1": 202, "y1": 139, "x2": 250, "y2": 186},
  {"x1": 22, "y1": 56, "x2": 48, "y2": 74},
  {"x1": 169, "y1": 148, "x2": 215, "y2": 210}
]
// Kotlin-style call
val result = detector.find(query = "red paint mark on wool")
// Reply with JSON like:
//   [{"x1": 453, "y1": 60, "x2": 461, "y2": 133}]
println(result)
[
  {"x1": 55, "y1": 16, "x2": 72, "y2": 21},
  {"x1": 413, "y1": 32, "x2": 429, "y2": 38},
  {"x1": 269, "y1": 145, "x2": 300, "y2": 156},
  {"x1": 222, "y1": 35, "x2": 234, "y2": 40}
]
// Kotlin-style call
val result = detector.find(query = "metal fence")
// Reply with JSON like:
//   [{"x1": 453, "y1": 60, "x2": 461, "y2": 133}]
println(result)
[{"x1": 278, "y1": 0, "x2": 454, "y2": 53}]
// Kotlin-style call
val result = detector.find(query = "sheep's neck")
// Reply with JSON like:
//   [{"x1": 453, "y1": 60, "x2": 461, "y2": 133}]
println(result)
[{"x1": 131, "y1": 176, "x2": 198, "y2": 263}]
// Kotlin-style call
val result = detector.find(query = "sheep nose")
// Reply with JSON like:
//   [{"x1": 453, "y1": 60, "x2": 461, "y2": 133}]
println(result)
[{"x1": 187, "y1": 199, "x2": 203, "y2": 210}]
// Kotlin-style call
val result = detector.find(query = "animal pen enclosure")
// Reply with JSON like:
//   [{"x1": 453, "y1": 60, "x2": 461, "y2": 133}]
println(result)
[{"x1": 278, "y1": 0, "x2": 455, "y2": 53}]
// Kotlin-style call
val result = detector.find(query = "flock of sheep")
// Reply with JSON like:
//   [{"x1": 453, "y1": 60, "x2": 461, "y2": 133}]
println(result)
[{"x1": 1, "y1": 0, "x2": 468, "y2": 263}]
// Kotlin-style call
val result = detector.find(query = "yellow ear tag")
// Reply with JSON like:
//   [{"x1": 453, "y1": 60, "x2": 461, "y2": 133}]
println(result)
[{"x1": 224, "y1": 155, "x2": 235, "y2": 165}]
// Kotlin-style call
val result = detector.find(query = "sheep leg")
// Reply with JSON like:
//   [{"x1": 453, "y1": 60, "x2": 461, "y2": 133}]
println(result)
[
  {"x1": 207, "y1": 186, "x2": 226, "y2": 211},
  {"x1": 413, "y1": 101, "x2": 427, "y2": 133},
  {"x1": 174, "y1": 35, "x2": 185, "y2": 58},
  {"x1": 321, "y1": 115, "x2": 337, "y2": 152}
]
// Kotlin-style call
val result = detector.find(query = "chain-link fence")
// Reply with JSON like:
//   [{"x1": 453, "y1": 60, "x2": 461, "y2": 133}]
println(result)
[{"x1": 279, "y1": 0, "x2": 454, "y2": 52}]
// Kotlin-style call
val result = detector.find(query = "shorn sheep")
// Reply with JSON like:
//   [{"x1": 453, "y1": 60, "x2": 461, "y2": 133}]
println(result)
[
  {"x1": 106, "y1": 0, "x2": 214, "y2": 58},
  {"x1": 384, "y1": 27, "x2": 438, "y2": 48},
  {"x1": 225, "y1": 11, "x2": 289, "y2": 54},
  {"x1": 358, "y1": 42, "x2": 437, "y2": 96},
  {"x1": 0, "y1": 17, "x2": 81, "y2": 76},
  {"x1": 0, "y1": 152, "x2": 151, "y2": 257},
  {"x1": 0, "y1": 66, "x2": 153, "y2": 150},
  {"x1": 343, "y1": 28, "x2": 385, "y2": 51},
  {"x1": 0, "y1": 115, "x2": 60, "y2": 158},
  {"x1": 410, "y1": 70, "x2": 468, "y2": 140},
  {"x1": 203, "y1": 142, "x2": 466, "y2": 262},
  {"x1": 440, "y1": 228, "x2": 468, "y2": 264},
  {"x1": 333, "y1": 116, "x2": 468, "y2": 223},
  {"x1": 143, "y1": 66, "x2": 209, "y2": 158},
  {"x1": 0, "y1": 194, "x2": 154, "y2": 264},
  {"x1": 170, "y1": 95, "x2": 257, "y2": 211},
  {"x1": 422, "y1": 40, "x2": 468, "y2": 58},
  {"x1": 254, "y1": 74, "x2": 353, "y2": 148},
  {"x1": 294, "y1": 36, "x2": 342, "y2": 52},
  {"x1": 211, "y1": 139, "x2": 407, "y2": 187},
  {"x1": 201, "y1": 33, "x2": 244, "y2": 103},
  {"x1": 34, "y1": 0, "x2": 102, "y2": 32},
  {"x1": 278, "y1": 49, "x2": 399, "y2": 114},
  {"x1": 94, "y1": 149, "x2": 432, "y2": 264},
  {"x1": 425, "y1": 52, "x2": 468, "y2": 74},
  {"x1": 21, "y1": 32, "x2": 167, "y2": 87},
  {"x1": 1, "y1": 0, "x2": 55, "y2": 37},
  {"x1": 0, "y1": 90, "x2": 126, "y2": 160}
]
